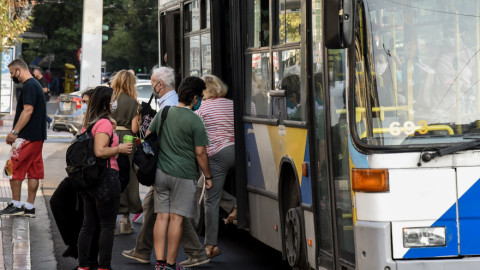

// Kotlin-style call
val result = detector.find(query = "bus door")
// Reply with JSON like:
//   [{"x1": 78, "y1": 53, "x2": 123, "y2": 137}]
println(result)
[
  {"x1": 310, "y1": 1, "x2": 356, "y2": 269},
  {"x1": 159, "y1": 7, "x2": 181, "y2": 88}
]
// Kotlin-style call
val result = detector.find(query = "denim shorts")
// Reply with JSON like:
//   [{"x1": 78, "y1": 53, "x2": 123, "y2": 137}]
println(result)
[{"x1": 153, "y1": 168, "x2": 196, "y2": 218}]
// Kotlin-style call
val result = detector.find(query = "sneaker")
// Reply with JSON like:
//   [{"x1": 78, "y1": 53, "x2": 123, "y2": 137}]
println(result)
[
  {"x1": 164, "y1": 264, "x2": 190, "y2": 270},
  {"x1": 132, "y1": 212, "x2": 143, "y2": 223},
  {"x1": 23, "y1": 207, "x2": 35, "y2": 218},
  {"x1": 122, "y1": 249, "x2": 150, "y2": 264},
  {"x1": 120, "y1": 216, "x2": 134, "y2": 234},
  {"x1": 154, "y1": 262, "x2": 164, "y2": 270},
  {"x1": 180, "y1": 255, "x2": 210, "y2": 267},
  {"x1": 0, "y1": 203, "x2": 24, "y2": 216}
]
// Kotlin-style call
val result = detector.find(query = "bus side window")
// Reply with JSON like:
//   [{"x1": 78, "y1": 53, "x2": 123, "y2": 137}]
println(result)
[{"x1": 245, "y1": 53, "x2": 271, "y2": 118}]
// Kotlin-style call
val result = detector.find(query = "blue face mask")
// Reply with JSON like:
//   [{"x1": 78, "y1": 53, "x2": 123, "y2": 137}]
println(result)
[
  {"x1": 81, "y1": 103, "x2": 88, "y2": 114},
  {"x1": 192, "y1": 96, "x2": 202, "y2": 111}
]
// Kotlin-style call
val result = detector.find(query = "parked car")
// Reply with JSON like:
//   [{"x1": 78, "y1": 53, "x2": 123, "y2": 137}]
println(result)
[
  {"x1": 52, "y1": 90, "x2": 84, "y2": 134},
  {"x1": 53, "y1": 80, "x2": 157, "y2": 134}
]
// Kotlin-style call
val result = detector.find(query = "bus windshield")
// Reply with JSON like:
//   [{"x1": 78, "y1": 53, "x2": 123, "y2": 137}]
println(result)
[{"x1": 353, "y1": 0, "x2": 480, "y2": 147}]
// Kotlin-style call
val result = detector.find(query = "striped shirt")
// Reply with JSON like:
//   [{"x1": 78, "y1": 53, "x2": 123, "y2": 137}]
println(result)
[{"x1": 195, "y1": 98, "x2": 235, "y2": 156}]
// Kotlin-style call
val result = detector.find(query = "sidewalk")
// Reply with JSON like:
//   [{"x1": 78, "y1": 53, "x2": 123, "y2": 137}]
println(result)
[
  {"x1": 0, "y1": 111, "x2": 62, "y2": 270},
  {"x1": 0, "y1": 178, "x2": 31, "y2": 270}
]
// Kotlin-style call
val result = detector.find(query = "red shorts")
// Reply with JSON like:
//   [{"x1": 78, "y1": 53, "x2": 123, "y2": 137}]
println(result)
[{"x1": 11, "y1": 139, "x2": 44, "y2": 181}]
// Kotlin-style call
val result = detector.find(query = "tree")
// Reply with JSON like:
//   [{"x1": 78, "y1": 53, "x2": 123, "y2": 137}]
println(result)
[
  {"x1": 23, "y1": 0, "x2": 83, "y2": 67},
  {"x1": 0, "y1": 0, "x2": 32, "y2": 50},
  {"x1": 25, "y1": 0, "x2": 158, "y2": 72},
  {"x1": 102, "y1": 0, "x2": 158, "y2": 72}
]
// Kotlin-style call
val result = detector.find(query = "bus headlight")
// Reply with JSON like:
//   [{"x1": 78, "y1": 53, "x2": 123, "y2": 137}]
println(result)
[{"x1": 403, "y1": 227, "x2": 446, "y2": 248}]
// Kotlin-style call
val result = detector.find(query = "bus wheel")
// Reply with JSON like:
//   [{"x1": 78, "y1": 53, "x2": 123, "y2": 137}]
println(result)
[{"x1": 285, "y1": 207, "x2": 302, "y2": 267}]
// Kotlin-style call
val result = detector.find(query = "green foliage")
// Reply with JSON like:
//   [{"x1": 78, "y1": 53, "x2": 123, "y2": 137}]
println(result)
[
  {"x1": 25, "y1": 0, "x2": 158, "y2": 72},
  {"x1": 0, "y1": 0, "x2": 32, "y2": 50},
  {"x1": 103, "y1": 0, "x2": 158, "y2": 72},
  {"x1": 24, "y1": 0, "x2": 83, "y2": 66}
]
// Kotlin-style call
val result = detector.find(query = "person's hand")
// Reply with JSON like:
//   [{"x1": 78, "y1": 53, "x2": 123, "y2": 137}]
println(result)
[
  {"x1": 118, "y1": 143, "x2": 133, "y2": 154},
  {"x1": 6, "y1": 132, "x2": 17, "y2": 145},
  {"x1": 205, "y1": 179, "x2": 213, "y2": 190}
]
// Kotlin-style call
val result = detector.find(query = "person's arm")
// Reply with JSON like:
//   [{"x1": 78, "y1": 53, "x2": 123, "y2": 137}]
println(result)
[
  {"x1": 131, "y1": 113, "x2": 140, "y2": 134},
  {"x1": 6, "y1": 104, "x2": 34, "y2": 145},
  {"x1": 43, "y1": 87, "x2": 48, "y2": 93},
  {"x1": 195, "y1": 145, "x2": 212, "y2": 189},
  {"x1": 94, "y1": 132, "x2": 132, "y2": 158}
]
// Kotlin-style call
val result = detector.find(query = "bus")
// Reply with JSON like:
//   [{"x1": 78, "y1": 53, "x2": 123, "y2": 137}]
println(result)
[{"x1": 157, "y1": 0, "x2": 480, "y2": 269}]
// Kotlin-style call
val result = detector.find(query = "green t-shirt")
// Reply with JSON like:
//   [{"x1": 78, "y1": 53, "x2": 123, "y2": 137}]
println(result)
[{"x1": 148, "y1": 106, "x2": 209, "y2": 179}]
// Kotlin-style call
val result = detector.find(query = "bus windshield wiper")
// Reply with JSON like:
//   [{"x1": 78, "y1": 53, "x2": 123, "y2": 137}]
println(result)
[{"x1": 421, "y1": 138, "x2": 480, "y2": 162}]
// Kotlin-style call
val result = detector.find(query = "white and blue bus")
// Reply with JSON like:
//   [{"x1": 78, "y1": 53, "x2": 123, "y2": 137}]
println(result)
[{"x1": 158, "y1": 0, "x2": 480, "y2": 269}]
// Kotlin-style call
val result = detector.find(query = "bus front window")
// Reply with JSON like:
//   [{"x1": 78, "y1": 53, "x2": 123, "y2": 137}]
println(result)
[{"x1": 354, "y1": 0, "x2": 480, "y2": 147}]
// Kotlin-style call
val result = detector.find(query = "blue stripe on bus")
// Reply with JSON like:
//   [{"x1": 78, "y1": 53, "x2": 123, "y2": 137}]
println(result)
[
  {"x1": 403, "y1": 204, "x2": 458, "y2": 258},
  {"x1": 244, "y1": 123, "x2": 266, "y2": 189},
  {"x1": 458, "y1": 178, "x2": 480, "y2": 255},
  {"x1": 348, "y1": 136, "x2": 369, "y2": 168},
  {"x1": 300, "y1": 135, "x2": 312, "y2": 205}
]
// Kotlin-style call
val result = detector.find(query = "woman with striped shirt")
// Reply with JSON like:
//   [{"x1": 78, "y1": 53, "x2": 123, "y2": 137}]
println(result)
[{"x1": 196, "y1": 75, "x2": 237, "y2": 259}]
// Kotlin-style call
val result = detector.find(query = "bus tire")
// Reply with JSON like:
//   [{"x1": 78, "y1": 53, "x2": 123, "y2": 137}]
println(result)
[{"x1": 284, "y1": 207, "x2": 303, "y2": 267}]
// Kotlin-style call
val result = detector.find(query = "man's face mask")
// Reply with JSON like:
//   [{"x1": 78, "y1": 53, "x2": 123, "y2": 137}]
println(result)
[
  {"x1": 12, "y1": 70, "x2": 20, "y2": 84},
  {"x1": 192, "y1": 96, "x2": 202, "y2": 111},
  {"x1": 153, "y1": 81, "x2": 161, "y2": 97}
]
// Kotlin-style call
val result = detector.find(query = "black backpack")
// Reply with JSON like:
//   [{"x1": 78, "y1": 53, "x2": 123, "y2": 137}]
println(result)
[
  {"x1": 139, "y1": 94, "x2": 157, "y2": 139},
  {"x1": 133, "y1": 106, "x2": 170, "y2": 186},
  {"x1": 65, "y1": 124, "x2": 112, "y2": 190}
]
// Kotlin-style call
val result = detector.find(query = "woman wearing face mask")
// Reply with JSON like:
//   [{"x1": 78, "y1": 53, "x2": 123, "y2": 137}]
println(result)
[
  {"x1": 196, "y1": 74, "x2": 236, "y2": 259},
  {"x1": 50, "y1": 88, "x2": 103, "y2": 262},
  {"x1": 80, "y1": 89, "x2": 95, "y2": 115},
  {"x1": 109, "y1": 70, "x2": 141, "y2": 235}
]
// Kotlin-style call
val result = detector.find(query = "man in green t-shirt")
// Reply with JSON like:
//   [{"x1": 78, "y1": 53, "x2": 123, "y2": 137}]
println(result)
[{"x1": 147, "y1": 76, "x2": 212, "y2": 270}]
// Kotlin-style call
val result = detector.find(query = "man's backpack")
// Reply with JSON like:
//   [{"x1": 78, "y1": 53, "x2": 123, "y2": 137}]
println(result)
[
  {"x1": 133, "y1": 106, "x2": 170, "y2": 186},
  {"x1": 65, "y1": 125, "x2": 111, "y2": 190}
]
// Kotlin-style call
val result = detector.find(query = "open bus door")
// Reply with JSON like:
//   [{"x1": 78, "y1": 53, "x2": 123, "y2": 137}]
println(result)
[
  {"x1": 159, "y1": 8, "x2": 181, "y2": 90},
  {"x1": 310, "y1": 0, "x2": 356, "y2": 269}
]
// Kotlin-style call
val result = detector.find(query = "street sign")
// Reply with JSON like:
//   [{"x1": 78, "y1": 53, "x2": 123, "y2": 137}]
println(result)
[
  {"x1": 77, "y1": 48, "x2": 82, "y2": 63},
  {"x1": 1, "y1": 47, "x2": 15, "y2": 114}
]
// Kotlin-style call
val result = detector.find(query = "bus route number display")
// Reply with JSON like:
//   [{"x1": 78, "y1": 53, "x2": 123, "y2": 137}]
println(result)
[{"x1": 389, "y1": 120, "x2": 428, "y2": 136}]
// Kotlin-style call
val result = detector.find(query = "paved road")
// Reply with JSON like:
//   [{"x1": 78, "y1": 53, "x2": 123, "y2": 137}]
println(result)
[{"x1": 41, "y1": 141, "x2": 292, "y2": 270}]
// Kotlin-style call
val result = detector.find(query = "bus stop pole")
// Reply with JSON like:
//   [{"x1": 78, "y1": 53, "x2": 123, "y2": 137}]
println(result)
[{"x1": 79, "y1": 0, "x2": 103, "y2": 92}]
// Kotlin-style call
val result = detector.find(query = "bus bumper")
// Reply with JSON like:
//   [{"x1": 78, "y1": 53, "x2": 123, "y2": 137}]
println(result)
[{"x1": 355, "y1": 221, "x2": 480, "y2": 270}]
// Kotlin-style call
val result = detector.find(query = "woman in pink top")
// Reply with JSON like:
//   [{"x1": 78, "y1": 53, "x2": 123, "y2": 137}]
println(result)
[
  {"x1": 196, "y1": 75, "x2": 236, "y2": 259},
  {"x1": 77, "y1": 86, "x2": 133, "y2": 270}
]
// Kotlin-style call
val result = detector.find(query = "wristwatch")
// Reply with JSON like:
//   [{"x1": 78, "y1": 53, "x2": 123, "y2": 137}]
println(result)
[{"x1": 11, "y1": 130, "x2": 19, "y2": 136}]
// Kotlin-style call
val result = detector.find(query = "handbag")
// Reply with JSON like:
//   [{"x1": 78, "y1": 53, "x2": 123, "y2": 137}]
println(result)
[
  {"x1": 133, "y1": 106, "x2": 170, "y2": 186},
  {"x1": 138, "y1": 94, "x2": 157, "y2": 139}
]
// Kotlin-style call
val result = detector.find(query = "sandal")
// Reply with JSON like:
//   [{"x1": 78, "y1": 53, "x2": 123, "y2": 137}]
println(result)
[
  {"x1": 224, "y1": 205, "x2": 237, "y2": 225},
  {"x1": 205, "y1": 245, "x2": 222, "y2": 259}
]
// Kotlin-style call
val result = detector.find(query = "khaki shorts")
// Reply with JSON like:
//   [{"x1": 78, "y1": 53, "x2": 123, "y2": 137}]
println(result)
[{"x1": 152, "y1": 168, "x2": 197, "y2": 218}]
